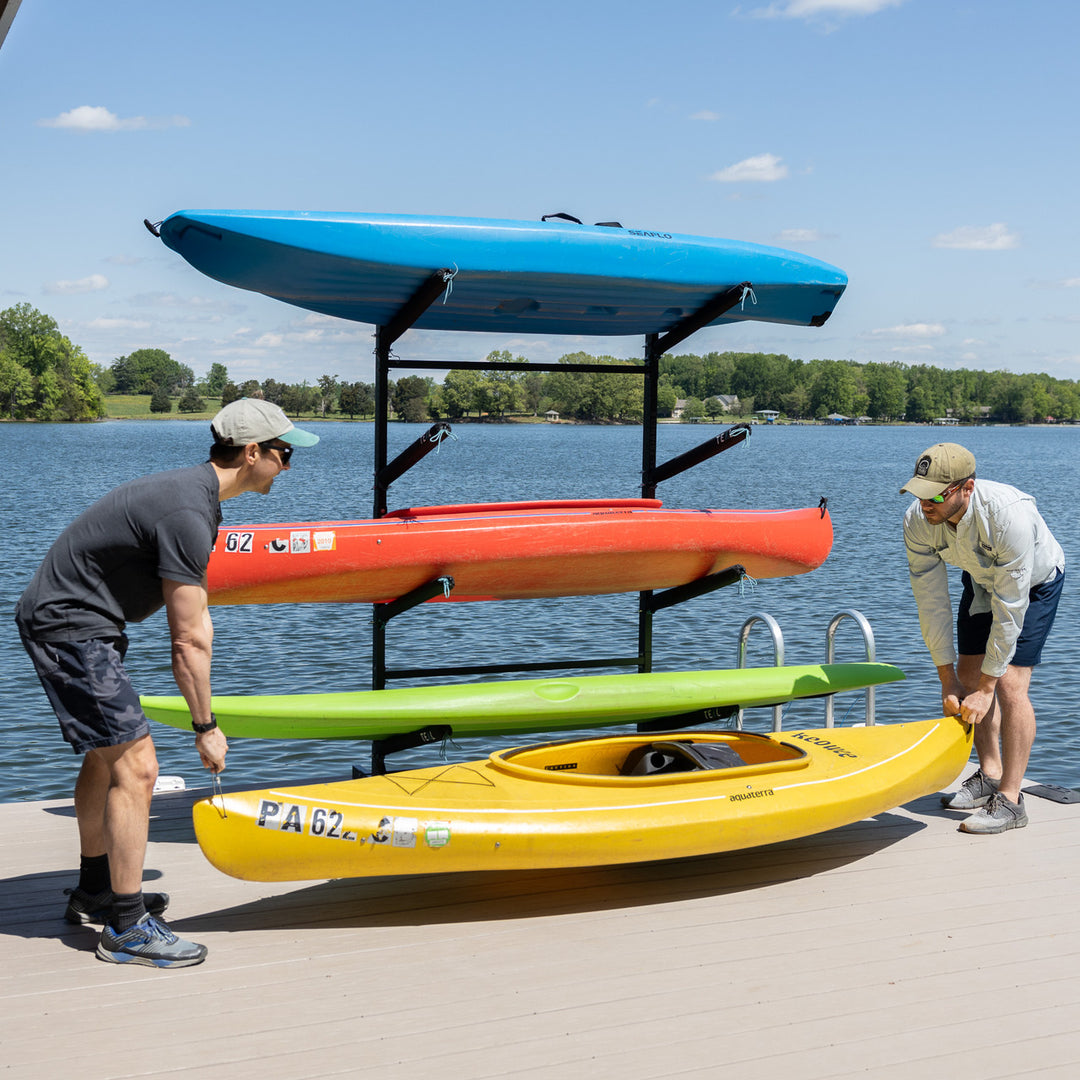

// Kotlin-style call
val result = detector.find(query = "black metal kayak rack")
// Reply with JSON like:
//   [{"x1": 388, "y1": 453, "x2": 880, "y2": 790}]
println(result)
[{"x1": 365, "y1": 275, "x2": 759, "y2": 770}]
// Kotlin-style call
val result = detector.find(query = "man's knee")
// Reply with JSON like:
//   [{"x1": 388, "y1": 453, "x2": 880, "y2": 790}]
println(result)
[
  {"x1": 997, "y1": 665, "x2": 1033, "y2": 709},
  {"x1": 98, "y1": 737, "x2": 159, "y2": 796}
]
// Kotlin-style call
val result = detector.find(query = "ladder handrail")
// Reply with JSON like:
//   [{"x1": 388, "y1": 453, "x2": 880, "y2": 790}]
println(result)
[
  {"x1": 736, "y1": 612, "x2": 785, "y2": 732},
  {"x1": 824, "y1": 609, "x2": 877, "y2": 727}
]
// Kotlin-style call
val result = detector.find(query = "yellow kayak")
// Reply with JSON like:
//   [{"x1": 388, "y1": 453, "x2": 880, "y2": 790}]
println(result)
[{"x1": 193, "y1": 717, "x2": 971, "y2": 882}]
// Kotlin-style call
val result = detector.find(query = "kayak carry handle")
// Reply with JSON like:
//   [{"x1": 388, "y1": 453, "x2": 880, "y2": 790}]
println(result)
[{"x1": 541, "y1": 213, "x2": 624, "y2": 228}]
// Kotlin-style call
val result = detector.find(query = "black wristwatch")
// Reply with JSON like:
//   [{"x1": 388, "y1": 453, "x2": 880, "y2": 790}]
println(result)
[{"x1": 192, "y1": 713, "x2": 218, "y2": 734}]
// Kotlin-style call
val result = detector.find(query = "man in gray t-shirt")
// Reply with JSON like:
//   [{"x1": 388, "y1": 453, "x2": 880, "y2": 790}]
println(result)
[
  {"x1": 16, "y1": 462, "x2": 222, "y2": 642},
  {"x1": 16, "y1": 398, "x2": 318, "y2": 967}
]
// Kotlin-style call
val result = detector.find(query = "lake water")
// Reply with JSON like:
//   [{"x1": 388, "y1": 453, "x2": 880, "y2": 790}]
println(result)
[{"x1": 2, "y1": 419, "x2": 1077, "y2": 802}]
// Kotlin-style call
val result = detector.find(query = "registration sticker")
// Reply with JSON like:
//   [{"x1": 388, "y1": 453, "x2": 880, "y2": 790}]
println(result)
[
  {"x1": 223, "y1": 531, "x2": 254, "y2": 554},
  {"x1": 391, "y1": 817, "x2": 418, "y2": 848},
  {"x1": 313, "y1": 530, "x2": 336, "y2": 551},
  {"x1": 290, "y1": 531, "x2": 311, "y2": 554},
  {"x1": 370, "y1": 816, "x2": 445, "y2": 848},
  {"x1": 425, "y1": 823, "x2": 451, "y2": 849},
  {"x1": 255, "y1": 799, "x2": 356, "y2": 841}
]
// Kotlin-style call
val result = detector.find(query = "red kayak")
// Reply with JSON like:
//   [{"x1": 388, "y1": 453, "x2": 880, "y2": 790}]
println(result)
[{"x1": 207, "y1": 498, "x2": 832, "y2": 605}]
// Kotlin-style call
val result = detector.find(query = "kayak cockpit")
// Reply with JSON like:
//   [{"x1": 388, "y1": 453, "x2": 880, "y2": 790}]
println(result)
[{"x1": 489, "y1": 730, "x2": 809, "y2": 786}]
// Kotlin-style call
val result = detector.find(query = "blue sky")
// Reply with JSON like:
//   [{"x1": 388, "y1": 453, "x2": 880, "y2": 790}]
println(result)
[{"x1": 2, "y1": 0, "x2": 1078, "y2": 386}]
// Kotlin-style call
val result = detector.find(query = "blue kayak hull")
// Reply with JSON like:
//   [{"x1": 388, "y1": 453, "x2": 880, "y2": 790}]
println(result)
[{"x1": 158, "y1": 210, "x2": 847, "y2": 336}]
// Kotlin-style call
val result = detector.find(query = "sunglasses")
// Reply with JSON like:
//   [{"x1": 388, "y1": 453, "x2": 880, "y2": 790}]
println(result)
[
  {"x1": 924, "y1": 477, "x2": 969, "y2": 504},
  {"x1": 259, "y1": 441, "x2": 293, "y2": 465}
]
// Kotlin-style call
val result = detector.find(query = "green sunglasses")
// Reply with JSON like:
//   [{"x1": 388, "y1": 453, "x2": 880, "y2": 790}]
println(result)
[{"x1": 925, "y1": 477, "x2": 971, "y2": 503}]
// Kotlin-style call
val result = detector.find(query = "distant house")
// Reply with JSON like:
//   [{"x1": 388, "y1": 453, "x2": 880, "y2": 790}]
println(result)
[
  {"x1": 716, "y1": 395, "x2": 740, "y2": 413},
  {"x1": 545, "y1": 409, "x2": 560, "y2": 422},
  {"x1": 755, "y1": 409, "x2": 780, "y2": 424},
  {"x1": 932, "y1": 416, "x2": 960, "y2": 426},
  {"x1": 825, "y1": 413, "x2": 856, "y2": 425},
  {"x1": 672, "y1": 399, "x2": 687, "y2": 419}
]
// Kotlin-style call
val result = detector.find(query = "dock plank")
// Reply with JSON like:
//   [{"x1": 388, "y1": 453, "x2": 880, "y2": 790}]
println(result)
[{"x1": 1, "y1": 771, "x2": 1078, "y2": 1080}]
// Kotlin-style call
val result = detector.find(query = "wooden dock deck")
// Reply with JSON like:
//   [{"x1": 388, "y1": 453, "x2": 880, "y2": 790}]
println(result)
[{"x1": 2, "y1": 768, "x2": 1079, "y2": 1080}]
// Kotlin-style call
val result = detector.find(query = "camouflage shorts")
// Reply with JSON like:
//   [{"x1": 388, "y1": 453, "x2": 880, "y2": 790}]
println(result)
[{"x1": 19, "y1": 633, "x2": 151, "y2": 754}]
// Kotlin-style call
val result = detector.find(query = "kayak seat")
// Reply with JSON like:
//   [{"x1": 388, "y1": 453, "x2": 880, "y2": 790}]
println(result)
[{"x1": 620, "y1": 740, "x2": 746, "y2": 777}]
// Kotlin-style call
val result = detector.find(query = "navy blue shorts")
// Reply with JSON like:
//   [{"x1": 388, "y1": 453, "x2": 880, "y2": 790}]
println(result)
[
  {"x1": 19, "y1": 633, "x2": 151, "y2": 754},
  {"x1": 957, "y1": 569, "x2": 1065, "y2": 667}
]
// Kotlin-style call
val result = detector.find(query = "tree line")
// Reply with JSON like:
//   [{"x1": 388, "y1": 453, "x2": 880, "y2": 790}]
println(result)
[
  {"x1": 0, "y1": 304, "x2": 104, "y2": 420},
  {"x1": 4, "y1": 303, "x2": 1079, "y2": 424},
  {"x1": 657, "y1": 351, "x2": 1080, "y2": 424}
]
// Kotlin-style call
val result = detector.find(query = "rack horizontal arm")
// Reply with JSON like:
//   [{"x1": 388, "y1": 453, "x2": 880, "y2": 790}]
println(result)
[
  {"x1": 369, "y1": 724, "x2": 454, "y2": 776},
  {"x1": 373, "y1": 576, "x2": 455, "y2": 627},
  {"x1": 376, "y1": 422, "x2": 452, "y2": 493},
  {"x1": 652, "y1": 423, "x2": 751, "y2": 486},
  {"x1": 640, "y1": 564, "x2": 746, "y2": 614},
  {"x1": 380, "y1": 270, "x2": 457, "y2": 348},
  {"x1": 383, "y1": 654, "x2": 643, "y2": 681},
  {"x1": 381, "y1": 358, "x2": 646, "y2": 375},
  {"x1": 652, "y1": 281, "x2": 752, "y2": 357}
]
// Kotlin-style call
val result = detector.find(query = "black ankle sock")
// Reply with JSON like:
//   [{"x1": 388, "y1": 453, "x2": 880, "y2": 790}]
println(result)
[
  {"x1": 78, "y1": 854, "x2": 111, "y2": 897},
  {"x1": 110, "y1": 891, "x2": 148, "y2": 933}
]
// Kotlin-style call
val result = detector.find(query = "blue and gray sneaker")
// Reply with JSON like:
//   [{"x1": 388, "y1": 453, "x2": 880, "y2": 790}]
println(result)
[
  {"x1": 941, "y1": 768, "x2": 1000, "y2": 810},
  {"x1": 96, "y1": 914, "x2": 207, "y2": 968},
  {"x1": 64, "y1": 887, "x2": 170, "y2": 925}
]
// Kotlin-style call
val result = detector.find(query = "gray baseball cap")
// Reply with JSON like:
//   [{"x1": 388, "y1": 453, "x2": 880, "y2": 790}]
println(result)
[{"x1": 211, "y1": 398, "x2": 319, "y2": 447}]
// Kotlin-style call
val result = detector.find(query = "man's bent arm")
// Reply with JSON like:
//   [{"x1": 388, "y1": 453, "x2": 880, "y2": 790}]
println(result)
[{"x1": 163, "y1": 577, "x2": 227, "y2": 772}]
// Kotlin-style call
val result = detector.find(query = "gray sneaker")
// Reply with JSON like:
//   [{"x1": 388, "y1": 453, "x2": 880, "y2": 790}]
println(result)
[
  {"x1": 941, "y1": 768, "x2": 1000, "y2": 810},
  {"x1": 96, "y1": 914, "x2": 207, "y2": 968},
  {"x1": 960, "y1": 792, "x2": 1028, "y2": 834}
]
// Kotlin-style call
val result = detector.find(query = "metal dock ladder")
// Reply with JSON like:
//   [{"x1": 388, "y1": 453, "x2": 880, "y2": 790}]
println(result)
[{"x1": 736, "y1": 608, "x2": 879, "y2": 731}]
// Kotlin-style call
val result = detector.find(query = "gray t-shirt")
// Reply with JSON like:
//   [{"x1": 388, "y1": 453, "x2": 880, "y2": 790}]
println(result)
[{"x1": 15, "y1": 462, "x2": 222, "y2": 642}]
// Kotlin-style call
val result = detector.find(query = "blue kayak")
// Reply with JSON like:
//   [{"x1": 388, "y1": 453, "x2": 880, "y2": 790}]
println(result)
[{"x1": 156, "y1": 210, "x2": 847, "y2": 336}]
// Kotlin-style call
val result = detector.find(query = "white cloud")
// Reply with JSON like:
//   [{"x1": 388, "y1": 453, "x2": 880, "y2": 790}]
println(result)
[
  {"x1": 870, "y1": 323, "x2": 946, "y2": 339},
  {"x1": 128, "y1": 292, "x2": 245, "y2": 316},
  {"x1": 710, "y1": 153, "x2": 788, "y2": 183},
  {"x1": 254, "y1": 333, "x2": 284, "y2": 348},
  {"x1": 44, "y1": 273, "x2": 109, "y2": 295},
  {"x1": 1061, "y1": 278, "x2": 1080, "y2": 288},
  {"x1": 38, "y1": 105, "x2": 190, "y2": 132},
  {"x1": 775, "y1": 228, "x2": 823, "y2": 244},
  {"x1": 746, "y1": 0, "x2": 904, "y2": 18},
  {"x1": 690, "y1": 110, "x2": 722, "y2": 121},
  {"x1": 86, "y1": 317, "x2": 151, "y2": 330},
  {"x1": 931, "y1": 223, "x2": 1019, "y2": 250}
]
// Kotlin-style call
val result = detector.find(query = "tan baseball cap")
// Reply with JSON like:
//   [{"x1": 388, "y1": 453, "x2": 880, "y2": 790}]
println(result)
[
  {"x1": 900, "y1": 442, "x2": 976, "y2": 499},
  {"x1": 211, "y1": 398, "x2": 319, "y2": 447}
]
